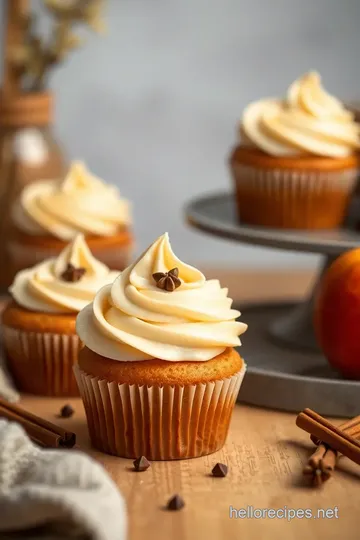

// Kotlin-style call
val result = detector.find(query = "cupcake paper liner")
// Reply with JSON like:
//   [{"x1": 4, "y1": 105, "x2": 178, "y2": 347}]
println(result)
[
  {"x1": 74, "y1": 364, "x2": 246, "y2": 460},
  {"x1": 231, "y1": 163, "x2": 358, "y2": 229},
  {"x1": 3, "y1": 326, "x2": 82, "y2": 396}
]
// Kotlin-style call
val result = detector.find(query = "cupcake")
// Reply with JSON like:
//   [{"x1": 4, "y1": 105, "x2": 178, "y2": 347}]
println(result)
[
  {"x1": 74, "y1": 232, "x2": 247, "y2": 460},
  {"x1": 230, "y1": 71, "x2": 360, "y2": 229},
  {"x1": 8, "y1": 161, "x2": 133, "y2": 278},
  {"x1": 2, "y1": 234, "x2": 119, "y2": 396}
]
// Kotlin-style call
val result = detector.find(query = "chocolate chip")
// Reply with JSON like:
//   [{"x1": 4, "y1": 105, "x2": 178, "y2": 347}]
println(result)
[
  {"x1": 60, "y1": 263, "x2": 86, "y2": 282},
  {"x1": 211, "y1": 463, "x2": 228, "y2": 477},
  {"x1": 133, "y1": 456, "x2": 150, "y2": 472},
  {"x1": 152, "y1": 268, "x2": 181, "y2": 291},
  {"x1": 59, "y1": 404, "x2": 74, "y2": 418},
  {"x1": 166, "y1": 494, "x2": 185, "y2": 511}
]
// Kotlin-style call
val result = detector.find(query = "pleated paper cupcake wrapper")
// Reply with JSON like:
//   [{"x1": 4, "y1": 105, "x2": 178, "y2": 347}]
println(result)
[
  {"x1": 8, "y1": 240, "x2": 133, "y2": 275},
  {"x1": 74, "y1": 364, "x2": 246, "y2": 460},
  {"x1": 231, "y1": 163, "x2": 358, "y2": 229},
  {"x1": 2, "y1": 326, "x2": 82, "y2": 396}
]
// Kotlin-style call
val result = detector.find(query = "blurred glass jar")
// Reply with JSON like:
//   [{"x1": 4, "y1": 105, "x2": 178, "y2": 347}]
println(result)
[{"x1": 0, "y1": 91, "x2": 66, "y2": 290}]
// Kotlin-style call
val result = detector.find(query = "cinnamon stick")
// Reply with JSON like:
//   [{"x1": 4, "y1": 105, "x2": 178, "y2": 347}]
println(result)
[
  {"x1": 320, "y1": 448, "x2": 337, "y2": 475},
  {"x1": 319, "y1": 422, "x2": 360, "y2": 470},
  {"x1": 308, "y1": 443, "x2": 327, "y2": 469},
  {"x1": 0, "y1": 398, "x2": 76, "y2": 448},
  {"x1": 297, "y1": 409, "x2": 360, "y2": 467},
  {"x1": 305, "y1": 415, "x2": 360, "y2": 484},
  {"x1": 311, "y1": 415, "x2": 360, "y2": 445}
]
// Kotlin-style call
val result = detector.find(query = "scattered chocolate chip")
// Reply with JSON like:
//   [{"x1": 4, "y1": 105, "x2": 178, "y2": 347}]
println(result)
[
  {"x1": 59, "y1": 404, "x2": 74, "y2": 418},
  {"x1": 211, "y1": 463, "x2": 228, "y2": 477},
  {"x1": 61, "y1": 263, "x2": 86, "y2": 282},
  {"x1": 152, "y1": 267, "x2": 181, "y2": 292},
  {"x1": 133, "y1": 456, "x2": 150, "y2": 472},
  {"x1": 166, "y1": 494, "x2": 185, "y2": 511}
]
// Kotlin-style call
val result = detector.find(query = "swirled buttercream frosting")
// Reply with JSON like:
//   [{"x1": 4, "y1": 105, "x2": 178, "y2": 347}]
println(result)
[
  {"x1": 241, "y1": 71, "x2": 360, "y2": 157},
  {"x1": 10, "y1": 234, "x2": 119, "y2": 313},
  {"x1": 12, "y1": 161, "x2": 131, "y2": 240},
  {"x1": 76, "y1": 233, "x2": 248, "y2": 362}
]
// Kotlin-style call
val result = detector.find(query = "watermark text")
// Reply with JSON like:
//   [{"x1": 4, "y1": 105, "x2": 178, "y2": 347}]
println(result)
[{"x1": 229, "y1": 505, "x2": 339, "y2": 521}]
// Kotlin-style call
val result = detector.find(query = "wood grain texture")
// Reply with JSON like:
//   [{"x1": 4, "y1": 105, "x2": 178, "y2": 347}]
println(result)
[
  {"x1": 19, "y1": 396, "x2": 360, "y2": 540},
  {"x1": 13, "y1": 269, "x2": 360, "y2": 540}
]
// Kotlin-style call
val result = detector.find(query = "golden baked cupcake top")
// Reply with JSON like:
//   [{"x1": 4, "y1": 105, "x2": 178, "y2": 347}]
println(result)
[
  {"x1": 10, "y1": 234, "x2": 119, "y2": 313},
  {"x1": 76, "y1": 232, "x2": 247, "y2": 362},
  {"x1": 241, "y1": 71, "x2": 360, "y2": 157},
  {"x1": 12, "y1": 161, "x2": 131, "y2": 240}
]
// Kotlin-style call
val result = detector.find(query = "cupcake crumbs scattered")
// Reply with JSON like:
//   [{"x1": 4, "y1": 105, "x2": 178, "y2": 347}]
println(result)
[
  {"x1": 166, "y1": 494, "x2": 185, "y2": 511},
  {"x1": 133, "y1": 456, "x2": 150, "y2": 472},
  {"x1": 212, "y1": 463, "x2": 228, "y2": 477},
  {"x1": 152, "y1": 267, "x2": 181, "y2": 291},
  {"x1": 59, "y1": 404, "x2": 74, "y2": 418},
  {"x1": 61, "y1": 263, "x2": 86, "y2": 282}
]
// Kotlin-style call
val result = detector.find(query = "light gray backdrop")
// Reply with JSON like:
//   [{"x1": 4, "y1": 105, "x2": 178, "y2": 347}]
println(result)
[{"x1": 3, "y1": 0, "x2": 360, "y2": 269}]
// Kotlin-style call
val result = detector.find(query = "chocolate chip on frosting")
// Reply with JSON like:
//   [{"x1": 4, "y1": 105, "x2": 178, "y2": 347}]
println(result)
[
  {"x1": 152, "y1": 267, "x2": 181, "y2": 292},
  {"x1": 60, "y1": 263, "x2": 86, "y2": 282}
]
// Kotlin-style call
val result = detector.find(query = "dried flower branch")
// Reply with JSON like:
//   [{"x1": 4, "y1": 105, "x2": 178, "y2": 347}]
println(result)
[{"x1": 8, "y1": 0, "x2": 106, "y2": 92}]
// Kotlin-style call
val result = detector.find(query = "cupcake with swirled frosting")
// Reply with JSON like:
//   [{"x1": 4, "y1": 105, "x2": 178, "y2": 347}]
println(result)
[
  {"x1": 230, "y1": 71, "x2": 360, "y2": 229},
  {"x1": 2, "y1": 234, "x2": 119, "y2": 396},
  {"x1": 74, "y1": 232, "x2": 248, "y2": 460},
  {"x1": 8, "y1": 161, "x2": 133, "y2": 281}
]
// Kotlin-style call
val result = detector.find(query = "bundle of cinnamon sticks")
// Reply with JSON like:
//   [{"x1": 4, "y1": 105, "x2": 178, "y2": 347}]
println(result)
[
  {"x1": 0, "y1": 398, "x2": 76, "y2": 448},
  {"x1": 296, "y1": 408, "x2": 360, "y2": 486}
]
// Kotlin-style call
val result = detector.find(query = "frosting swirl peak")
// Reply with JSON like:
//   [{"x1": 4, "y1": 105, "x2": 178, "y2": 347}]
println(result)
[
  {"x1": 76, "y1": 233, "x2": 247, "y2": 362},
  {"x1": 10, "y1": 234, "x2": 119, "y2": 313},
  {"x1": 12, "y1": 161, "x2": 131, "y2": 240},
  {"x1": 241, "y1": 71, "x2": 360, "y2": 157}
]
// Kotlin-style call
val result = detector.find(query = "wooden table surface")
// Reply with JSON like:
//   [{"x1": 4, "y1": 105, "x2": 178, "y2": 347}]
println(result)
[{"x1": 18, "y1": 269, "x2": 360, "y2": 540}]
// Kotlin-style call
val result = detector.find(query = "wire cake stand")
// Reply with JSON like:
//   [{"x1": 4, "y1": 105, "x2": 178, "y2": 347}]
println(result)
[{"x1": 185, "y1": 192, "x2": 360, "y2": 417}]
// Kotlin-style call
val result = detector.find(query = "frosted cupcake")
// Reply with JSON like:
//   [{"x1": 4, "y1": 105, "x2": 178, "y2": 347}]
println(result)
[
  {"x1": 9, "y1": 161, "x2": 133, "y2": 277},
  {"x1": 230, "y1": 71, "x2": 360, "y2": 229},
  {"x1": 2, "y1": 234, "x2": 119, "y2": 396},
  {"x1": 75, "y1": 232, "x2": 247, "y2": 460}
]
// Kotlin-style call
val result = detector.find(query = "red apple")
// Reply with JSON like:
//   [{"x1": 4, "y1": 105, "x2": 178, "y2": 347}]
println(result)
[{"x1": 314, "y1": 249, "x2": 360, "y2": 379}]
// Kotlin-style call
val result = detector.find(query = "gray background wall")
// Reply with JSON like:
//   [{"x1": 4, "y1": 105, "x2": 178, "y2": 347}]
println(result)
[{"x1": 3, "y1": 0, "x2": 360, "y2": 268}]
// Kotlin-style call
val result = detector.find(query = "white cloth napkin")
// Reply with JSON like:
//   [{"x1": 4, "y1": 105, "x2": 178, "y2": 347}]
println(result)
[
  {"x1": 0, "y1": 349, "x2": 19, "y2": 402},
  {"x1": 0, "y1": 420, "x2": 127, "y2": 540}
]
